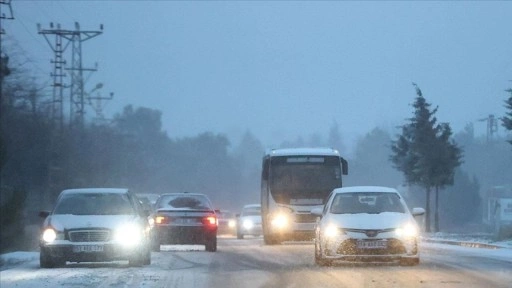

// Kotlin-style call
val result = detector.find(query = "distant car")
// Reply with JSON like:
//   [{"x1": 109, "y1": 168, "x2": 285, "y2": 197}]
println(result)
[
  {"x1": 152, "y1": 192, "x2": 218, "y2": 252},
  {"x1": 136, "y1": 193, "x2": 160, "y2": 212},
  {"x1": 38, "y1": 188, "x2": 152, "y2": 268},
  {"x1": 216, "y1": 210, "x2": 237, "y2": 236},
  {"x1": 237, "y1": 204, "x2": 262, "y2": 239},
  {"x1": 312, "y1": 186, "x2": 425, "y2": 266}
]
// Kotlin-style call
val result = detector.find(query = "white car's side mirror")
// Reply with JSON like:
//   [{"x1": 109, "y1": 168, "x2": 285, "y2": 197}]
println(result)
[{"x1": 411, "y1": 207, "x2": 425, "y2": 216}]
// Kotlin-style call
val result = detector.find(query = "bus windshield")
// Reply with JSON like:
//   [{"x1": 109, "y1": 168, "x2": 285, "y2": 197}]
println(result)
[{"x1": 269, "y1": 156, "x2": 342, "y2": 205}]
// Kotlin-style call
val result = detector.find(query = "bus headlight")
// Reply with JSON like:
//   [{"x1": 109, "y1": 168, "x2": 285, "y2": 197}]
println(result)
[
  {"x1": 228, "y1": 219, "x2": 236, "y2": 228},
  {"x1": 271, "y1": 214, "x2": 289, "y2": 229}
]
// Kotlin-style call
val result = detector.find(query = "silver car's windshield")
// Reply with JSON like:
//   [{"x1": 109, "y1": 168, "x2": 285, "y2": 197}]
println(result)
[
  {"x1": 53, "y1": 193, "x2": 135, "y2": 215},
  {"x1": 330, "y1": 192, "x2": 405, "y2": 214}
]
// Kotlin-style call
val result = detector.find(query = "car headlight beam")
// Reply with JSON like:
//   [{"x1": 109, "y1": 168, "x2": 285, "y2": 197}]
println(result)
[
  {"x1": 270, "y1": 214, "x2": 288, "y2": 229},
  {"x1": 323, "y1": 225, "x2": 340, "y2": 239},
  {"x1": 114, "y1": 224, "x2": 143, "y2": 247},
  {"x1": 42, "y1": 228, "x2": 57, "y2": 243},
  {"x1": 242, "y1": 219, "x2": 254, "y2": 230},
  {"x1": 395, "y1": 223, "x2": 418, "y2": 237}
]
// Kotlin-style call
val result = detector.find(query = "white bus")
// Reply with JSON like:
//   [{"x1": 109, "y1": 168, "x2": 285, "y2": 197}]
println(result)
[{"x1": 261, "y1": 148, "x2": 348, "y2": 244}]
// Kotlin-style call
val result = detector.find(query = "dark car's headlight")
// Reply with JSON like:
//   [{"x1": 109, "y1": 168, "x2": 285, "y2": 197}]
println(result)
[{"x1": 41, "y1": 228, "x2": 64, "y2": 243}]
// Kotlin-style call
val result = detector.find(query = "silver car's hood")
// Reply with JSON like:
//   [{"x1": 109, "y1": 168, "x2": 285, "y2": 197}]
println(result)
[
  {"x1": 47, "y1": 214, "x2": 138, "y2": 231},
  {"x1": 325, "y1": 212, "x2": 414, "y2": 230}
]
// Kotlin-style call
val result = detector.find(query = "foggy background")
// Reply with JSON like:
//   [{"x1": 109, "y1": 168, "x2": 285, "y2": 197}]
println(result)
[{"x1": 1, "y1": 1, "x2": 511, "y2": 252}]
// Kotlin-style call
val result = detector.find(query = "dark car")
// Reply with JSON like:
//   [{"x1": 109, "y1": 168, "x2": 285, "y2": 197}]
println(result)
[
  {"x1": 152, "y1": 192, "x2": 218, "y2": 252},
  {"x1": 38, "y1": 188, "x2": 152, "y2": 268}
]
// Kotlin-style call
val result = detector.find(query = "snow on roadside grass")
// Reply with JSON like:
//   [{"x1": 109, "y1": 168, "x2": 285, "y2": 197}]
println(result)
[
  {"x1": 423, "y1": 232, "x2": 512, "y2": 248},
  {"x1": 0, "y1": 252, "x2": 38, "y2": 268}
]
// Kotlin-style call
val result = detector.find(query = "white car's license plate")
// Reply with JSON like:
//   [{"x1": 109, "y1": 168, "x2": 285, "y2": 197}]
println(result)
[
  {"x1": 72, "y1": 245, "x2": 104, "y2": 253},
  {"x1": 356, "y1": 240, "x2": 387, "y2": 249}
]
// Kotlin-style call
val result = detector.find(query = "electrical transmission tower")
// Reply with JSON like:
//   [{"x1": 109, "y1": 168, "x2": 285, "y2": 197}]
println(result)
[
  {"x1": 478, "y1": 114, "x2": 499, "y2": 142},
  {"x1": 38, "y1": 22, "x2": 103, "y2": 130}
]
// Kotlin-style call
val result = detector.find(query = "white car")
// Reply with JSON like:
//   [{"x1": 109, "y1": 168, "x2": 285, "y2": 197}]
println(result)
[
  {"x1": 237, "y1": 204, "x2": 262, "y2": 239},
  {"x1": 312, "y1": 186, "x2": 425, "y2": 266},
  {"x1": 39, "y1": 188, "x2": 152, "y2": 268}
]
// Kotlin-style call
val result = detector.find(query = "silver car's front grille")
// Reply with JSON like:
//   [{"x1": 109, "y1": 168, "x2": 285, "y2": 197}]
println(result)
[{"x1": 69, "y1": 230, "x2": 110, "y2": 242}]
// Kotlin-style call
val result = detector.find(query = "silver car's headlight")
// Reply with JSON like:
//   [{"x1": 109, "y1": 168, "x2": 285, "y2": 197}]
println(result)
[
  {"x1": 42, "y1": 228, "x2": 64, "y2": 243},
  {"x1": 395, "y1": 223, "x2": 418, "y2": 238},
  {"x1": 113, "y1": 224, "x2": 144, "y2": 247},
  {"x1": 242, "y1": 219, "x2": 254, "y2": 230}
]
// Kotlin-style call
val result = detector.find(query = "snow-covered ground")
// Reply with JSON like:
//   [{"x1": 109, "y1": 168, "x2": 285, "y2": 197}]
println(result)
[{"x1": 1, "y1": 234, "x2": 511, "y2": 270}]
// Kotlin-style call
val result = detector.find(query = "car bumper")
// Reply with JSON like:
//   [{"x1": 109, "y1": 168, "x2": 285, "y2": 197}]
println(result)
[
  {"x1": 40, "y1": 242, "x2": 145, "y2": 262},
  {"x1": 154, "y1": 226, "x2": 216, "y2": 244},
  {"x1": 321, "y1": 237, "x2": 418, "y2": 262}
]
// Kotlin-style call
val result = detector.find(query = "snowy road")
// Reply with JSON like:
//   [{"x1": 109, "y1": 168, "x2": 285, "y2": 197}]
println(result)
[{"x1": 1, "y1": 236, "x2": 512, "y2": 288}]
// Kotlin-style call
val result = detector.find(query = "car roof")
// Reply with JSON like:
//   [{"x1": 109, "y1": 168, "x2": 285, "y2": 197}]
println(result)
[
  {"x1": 243, "y1": 204, "x2": 261, "y2": 208},
  {"x1": 332, "y1": 186, "x2": 399, "y2": 194},
  {"x1": 61, "y1": 188, "x2": 130, "y2": 195},
  {"x1": 158, "y1": 192, "x2": 209, "y2": 197},
  {"x1": 265, "y1": 147, "x2": 340, "y2": 157}
]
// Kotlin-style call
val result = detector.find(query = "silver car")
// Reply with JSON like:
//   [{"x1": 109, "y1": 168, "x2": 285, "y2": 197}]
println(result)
[
  {"x1": 237, "y1": 204, "x2": 262, "y2": 239},
  {"x1": 312, "y1": 186, "x2": 425, "y2": 266},
  {"x1": 39, "y1": 188, "x2": 152, "y2": 268}
]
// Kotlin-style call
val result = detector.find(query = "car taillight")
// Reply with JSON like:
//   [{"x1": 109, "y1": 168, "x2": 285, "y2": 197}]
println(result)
[
  {"x1": 203, "y1": 216, "x2": 217, "y2": 226},
  {"x1": 155, "y1": 216, "x2": 170, "y2": 224}
]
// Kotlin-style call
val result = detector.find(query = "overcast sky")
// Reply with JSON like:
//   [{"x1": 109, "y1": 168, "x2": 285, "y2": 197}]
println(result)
[{"x1": 3, "y1": 1, "x2": 512, "y2": 153}]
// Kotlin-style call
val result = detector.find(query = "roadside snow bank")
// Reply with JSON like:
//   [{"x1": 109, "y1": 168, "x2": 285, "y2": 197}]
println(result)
[{"x1": 0, "y1": 252, "x2": 38, "y2": 268}]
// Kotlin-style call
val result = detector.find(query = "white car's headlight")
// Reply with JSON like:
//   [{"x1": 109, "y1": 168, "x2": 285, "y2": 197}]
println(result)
[
  {"x1": 114, "y1": 224, "x2": 143, "y2": 246},
  {"x1": 242, "y1": 219, "x2": 254, "y2": 230},
  {"x1": 323, "y1": 224, "x2": 341, "y2": 239},
  {"x1": 395, "y1": 223, "x2": 418, "y2": 237},
  {"x1": 270, "y1": 214, "x2": 289, "y2": 229}
]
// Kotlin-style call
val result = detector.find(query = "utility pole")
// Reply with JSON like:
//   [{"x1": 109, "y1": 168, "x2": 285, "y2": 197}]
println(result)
[
  {"x1": 0, "y1": 0, "x2": 14, "y2": 114},
  {"x1": 478, "y1": 114, "x2": 498, "y2": 143},
  {"x1": 38, "y1": 22, "x2": 103, "y2": 130}
]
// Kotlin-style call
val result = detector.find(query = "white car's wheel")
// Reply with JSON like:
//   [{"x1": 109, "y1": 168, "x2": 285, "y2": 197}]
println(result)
[{"x1": 314, "y1": 238, "x2": 331, "y2": 266}]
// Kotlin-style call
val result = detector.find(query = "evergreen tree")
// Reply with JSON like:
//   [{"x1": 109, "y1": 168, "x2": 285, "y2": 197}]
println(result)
[
  {"x1": 502, "y1": 88, "x2": 512, "y2": 145},
  {"x1": 390, "y1": 83, "x2": 462, "y2": 232}
]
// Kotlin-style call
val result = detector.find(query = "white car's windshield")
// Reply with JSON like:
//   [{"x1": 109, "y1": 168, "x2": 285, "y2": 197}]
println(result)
[{"x1": 330, "y1": 192, "x2": 405, "y2": 214}]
